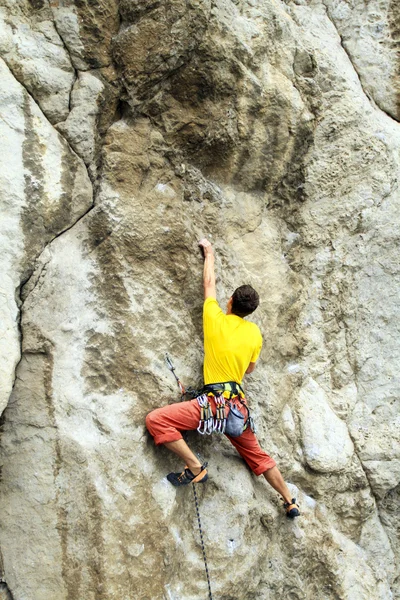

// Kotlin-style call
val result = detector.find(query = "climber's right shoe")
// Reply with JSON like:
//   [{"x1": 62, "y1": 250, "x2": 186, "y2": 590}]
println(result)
[
  {"x1": 167, "y1": 464, "x2": 208, "y2": 486},
  {"x1": 283, "y1": 498, "x2": 300, "y2": 519}
]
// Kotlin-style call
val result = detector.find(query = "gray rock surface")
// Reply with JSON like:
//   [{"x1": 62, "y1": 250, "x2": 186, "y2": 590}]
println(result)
[
  {"x1": 0, "y1": 0, "x2": 399, "y2": 598},
  {"x1": 0, "y1": 56, "x2": 92, "y2": 416},
  {"x1": 323, "y1": 0, "x2": 400, "y2": 121},
  {"x1": 298, "y1": 378, "x2": 354, "y2": 472},
  {"x1": 0, "y1": 1, "x2": 75, "y2": 123},
  {"x1": 56, "y1": 71, "x2": 105, "y2": 165}
]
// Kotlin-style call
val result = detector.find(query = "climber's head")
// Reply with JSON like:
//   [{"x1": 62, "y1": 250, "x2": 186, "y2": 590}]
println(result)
[{"x1": 228, "y1": 285, "x2": 260, "y2": 317}]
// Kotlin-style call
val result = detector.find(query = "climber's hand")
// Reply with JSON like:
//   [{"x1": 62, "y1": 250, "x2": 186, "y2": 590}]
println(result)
[
  {"x1": 199, "y1": 239, "x2": 216, "y2": 298},
  {"x1": 198, "y1": 238, "x2": 214, "y2": 258}
]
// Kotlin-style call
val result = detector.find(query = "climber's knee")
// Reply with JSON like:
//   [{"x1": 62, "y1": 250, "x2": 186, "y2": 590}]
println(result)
[{"x1": 145, "y1": 411, "x2": 155, "y2": 432}]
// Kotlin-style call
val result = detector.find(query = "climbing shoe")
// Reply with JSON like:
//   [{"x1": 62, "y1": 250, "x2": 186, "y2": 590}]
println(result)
[
  {"x1": 167, "y1": 464, "x2": 208, "y2": 486},
  {"x1": 283, "y1": 498, "x2": 300, "y2": 519}
]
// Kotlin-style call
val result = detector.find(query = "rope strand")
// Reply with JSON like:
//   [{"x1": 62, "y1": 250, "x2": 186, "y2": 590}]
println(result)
[{"x1": 192, "y1": 484, "x2": 213, "y2": 600}]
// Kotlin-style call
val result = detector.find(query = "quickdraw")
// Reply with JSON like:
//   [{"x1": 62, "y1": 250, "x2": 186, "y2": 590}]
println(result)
[
  {"x1": 165, "y1": 354, "x2": 201, "y2": 401},
  {"x1": 165, "y1": 353, "x2": 186, "y2": 399},
  {"x1": 213, "y1": 394, "x2": 226, "y2": 433},
  {"x1": 196, "y1": 395, "x2": 214, "y2": 435},
  {"x1": 248, "y1": 413, "x2": 256, "y2": 434}
]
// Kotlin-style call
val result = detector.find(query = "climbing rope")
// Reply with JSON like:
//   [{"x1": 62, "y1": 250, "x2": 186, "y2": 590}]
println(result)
[
  {"x1": 192, "y1": 483, "x2": 213, "y2": 600},
  {"x1": 166, "y1": 354, "x2": 214, "y2": 600}
]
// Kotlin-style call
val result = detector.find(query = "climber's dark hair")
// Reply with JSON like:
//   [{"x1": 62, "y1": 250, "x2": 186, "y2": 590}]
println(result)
[{"x1": 231, "y1": 285, "x2": 260, "y2": 317}]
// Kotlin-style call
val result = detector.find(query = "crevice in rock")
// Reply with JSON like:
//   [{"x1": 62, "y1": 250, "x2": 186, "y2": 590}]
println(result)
[
  {"x1": 350, "y1": 434, "x2": 398, "y2": 569},
  {"x1": 8, "y1": 282, "x2": 25, "y2": 398},
  {"x1": 20, "y1": 253, "x2": 51, "y2": 304},
  {"x1": 0, "y1": 34, "x2": 93, "y2": 172},
  {"x1": 0, "y1": 582, "x2": 14, "y2": 600},
  {"x1": 0, "y1": 94, "x2": 95, "y2": 600},
  {"x1": 48, "y1": 0, "x2": 113, "y2": 73},
  {"x1": 22, "y1": 200, "x2": 95, "y2": 305},
  {"x1": 0, "y1": 51, "x2": 96, "y2": 405},
  {"x1": 0, "y1": 51, "x2": 97, "y2": 290},
  {"x1": 47, "y1": 4, "x2": 120, "y2": 175},
  {"x1": 321, "y1": 1, "x2": 400, "y2": 125},
  {"x1": 0, "y1": 194, "x2": 95, "y2": 432},
  {"x1": 342, "y1": 325, "x2": 397, "y2": 564},
  {"x1": 46, "y1": 0, "x2": 79, "y2": 100},
  {"x1": 0, "y1": 55, "x2": 81, "y2": 166}
]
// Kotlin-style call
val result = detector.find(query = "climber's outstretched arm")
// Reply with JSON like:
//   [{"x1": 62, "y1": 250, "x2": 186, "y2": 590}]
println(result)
[{"x1": 198, "y1": 238, "x2": 216, "y2": 299}]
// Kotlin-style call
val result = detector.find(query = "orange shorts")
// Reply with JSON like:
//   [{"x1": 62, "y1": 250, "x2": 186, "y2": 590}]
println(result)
[{"x1": 145, "y1": 396, "x2": 276, "y2": 476}]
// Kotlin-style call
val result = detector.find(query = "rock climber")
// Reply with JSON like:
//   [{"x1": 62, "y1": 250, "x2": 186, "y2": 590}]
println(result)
[{"x1": 146, "y1": 238, "x2": 300, "y2": 518}]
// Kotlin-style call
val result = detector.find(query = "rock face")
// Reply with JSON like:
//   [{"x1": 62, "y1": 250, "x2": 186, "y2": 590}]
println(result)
[
  {"x1": 324, "y1": 0, "x2": 400, "y2": 122},
  {"x1": 0, "y1": 55, "x2": 92, "y2": 418},
  {"x1": 0, "y1": 1, "x2": 399, "y2": 599}
]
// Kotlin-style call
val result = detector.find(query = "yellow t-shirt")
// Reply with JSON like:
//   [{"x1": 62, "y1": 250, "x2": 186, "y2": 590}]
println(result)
[{"x1": 203, "y1": 297, "x2": 262, "y2": 385}]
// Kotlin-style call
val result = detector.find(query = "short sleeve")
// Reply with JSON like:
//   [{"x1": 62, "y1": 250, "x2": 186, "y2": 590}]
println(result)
[
  {"x1": 203, "y1": 297, "x2": 223, "y2": 333},
  {"x1": 250, "y1": 328, "x2": 263, "y2": 363}
]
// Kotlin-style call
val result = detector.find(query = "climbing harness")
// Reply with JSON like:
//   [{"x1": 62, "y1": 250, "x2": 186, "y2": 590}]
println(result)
[
  {"x1": 193, "y1": 483, "x2": 213, "y2": 600},
  {"x1": 165, "y1": 356, "x2": 256, "y2": 437},
  {"x1": 202, "y1": 380, "x2": 246, "y2": 398},
  {"x1": 202, "y1": 381, "x2": 257, "y2": 437}
]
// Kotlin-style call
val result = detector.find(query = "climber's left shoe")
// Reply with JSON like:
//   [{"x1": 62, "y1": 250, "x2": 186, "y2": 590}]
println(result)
[
  {"x1": 167, "y1": 464, "x2": 208, "y2": 486},
  {"x1": 283, "y1": 498, "x2": 300, "y2": 519}
]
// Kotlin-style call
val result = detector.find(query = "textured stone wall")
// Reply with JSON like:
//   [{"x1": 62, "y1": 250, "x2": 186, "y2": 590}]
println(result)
[{"x1": 0, "y1": 1, "x2": 399, "y2": 599}]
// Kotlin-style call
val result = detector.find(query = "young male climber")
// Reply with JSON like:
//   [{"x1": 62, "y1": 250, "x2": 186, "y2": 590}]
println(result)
[{"x1": 146, "y1": 238, "x2": 300, "y2": 518}]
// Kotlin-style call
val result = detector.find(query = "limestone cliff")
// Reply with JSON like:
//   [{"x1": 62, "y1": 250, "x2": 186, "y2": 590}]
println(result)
[{"x1": 0, "y1": 1, "x2": 399, "y2": 599}]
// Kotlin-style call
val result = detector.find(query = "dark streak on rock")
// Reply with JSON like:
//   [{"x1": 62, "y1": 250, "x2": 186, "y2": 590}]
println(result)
[
  {"x1": 43, "y1": 350, "x2": 61, "y2": 477},
  {"x1": 28, "y1": 0, "x2": 45, "y2": 10},
  {"x1": 274, "y1": 118, "x2": 315, "y2": 206},
  {"x1": 21, "y1": 94, "x2": 46, "y2": 282},
  {"x1": 378, "y1": 484, "x2": 400, "y2": 575},
  {"x1": 59, "y1": 505, "x2": 81, "y2": 600},
  {"x1": 114, "y1": 1, "x2": 316, "y2": 202},
  {"x1": 0, "y1": 417, "x2": 15, "y2": 600},
  {"x1": 21, "y1": 94, "x2": 78, "y2": 282},
  {"x1": 83, "y1": 208, "x2": 153, "y2": 400},
  {"x1": 85, "y1": 482, "x2": 106, "y2": 599},
  {"x1": 0, "y1": 547, "x2": 6, "y2": 583},
  {"x1": 73, "y1": 0, "x2": 120, "y2": 69},
  {"x1": 388, "y1": 0, "x2": 400, "y2": 120}
]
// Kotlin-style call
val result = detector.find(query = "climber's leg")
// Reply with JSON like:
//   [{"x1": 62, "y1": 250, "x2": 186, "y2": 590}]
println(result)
[
  {"x1": 263, "y1": 466, "x2": 300, "y2": 517},
  {"x1": 263, "y1": 466, "x2": 292, "y2": 504},
  {"x1": 224, "y1": 402, "x2": 299, "y2": 515},
  {"x1": 164, "y1": 439, "x2": 202, "y2": 473},
  {"x1": 145, "y1": 399, "x2": 203, "y2": 474},
  {"x1": 226, "y1": 424, "x2": 276, "y2": 476}
]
